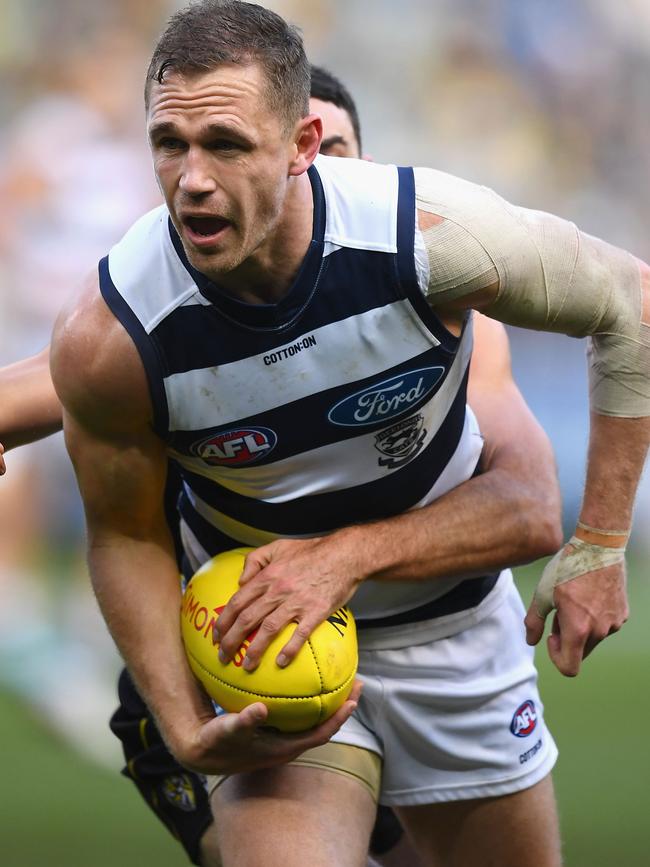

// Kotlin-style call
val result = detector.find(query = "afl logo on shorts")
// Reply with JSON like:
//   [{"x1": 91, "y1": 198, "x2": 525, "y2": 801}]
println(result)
[
  {"x1": 510, "y1": 700, "x2": 538, "y2": 737},
  {"x1": 191, "y1": 427, "x2": 277, "y2": 466}
]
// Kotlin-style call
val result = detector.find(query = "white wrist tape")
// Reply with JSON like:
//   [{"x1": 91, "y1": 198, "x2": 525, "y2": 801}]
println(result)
[
  {"x1": 533, "y1": 536, "x2": 626, "y2": 618},
  {"x1": 414, "y1": 167, "x2": 650, "y2": 418}
]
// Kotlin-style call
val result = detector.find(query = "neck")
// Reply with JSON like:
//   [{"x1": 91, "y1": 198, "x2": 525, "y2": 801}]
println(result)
[{"x1": 216, "y1": 172, "x2": 315, "y2": 305}]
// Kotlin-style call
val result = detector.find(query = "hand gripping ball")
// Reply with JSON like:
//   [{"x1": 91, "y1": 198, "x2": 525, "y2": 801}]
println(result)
[{"x1": 181, "y1": 548, "x2": 358, "y2": 732}]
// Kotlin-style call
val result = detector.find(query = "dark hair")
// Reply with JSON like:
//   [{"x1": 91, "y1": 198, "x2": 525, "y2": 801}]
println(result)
[
  {"x1": 310, "y1": 64, "x2": 362, "y2": 153},
  {"x1": 145, "y1": 1, "x2": 310, "y2": 131}
]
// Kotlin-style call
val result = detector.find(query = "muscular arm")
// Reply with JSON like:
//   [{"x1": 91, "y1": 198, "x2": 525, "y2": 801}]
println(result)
[
  {"x1": 0, "y1": 347, "x2": 62, "y2": 455},
  {"x1": 217, "y1": 315, "x2": 562, "y2": 669},
  {"x1": 51, "y1": 277, "x2": 358, "y2": 773}
]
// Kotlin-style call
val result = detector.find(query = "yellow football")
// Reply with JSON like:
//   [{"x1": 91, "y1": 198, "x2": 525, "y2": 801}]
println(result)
[{"x1": 181, "y1": 548, "x2": 358, "y2": 732}]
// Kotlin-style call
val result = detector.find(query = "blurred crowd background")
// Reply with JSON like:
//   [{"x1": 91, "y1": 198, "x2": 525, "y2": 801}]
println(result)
[{"x1": 0, "y1": 0, "x2": 648, "y2": 860}]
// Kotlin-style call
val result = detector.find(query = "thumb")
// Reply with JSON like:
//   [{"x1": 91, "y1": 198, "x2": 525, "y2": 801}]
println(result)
[
  {"x1": 524, "y1": 599, "x2": 546, "y2": 646},
  {"x1": 236, "y1": 701, "x2": 269, "y2": 728},
  {"x1": 214, "y1": 702, "x2": 268, "y2": 738}
]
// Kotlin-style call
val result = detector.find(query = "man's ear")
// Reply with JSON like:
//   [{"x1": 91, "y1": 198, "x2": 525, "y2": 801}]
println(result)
[{"x1": 288, "y1": 114, "x2": 323, "y2": 176}]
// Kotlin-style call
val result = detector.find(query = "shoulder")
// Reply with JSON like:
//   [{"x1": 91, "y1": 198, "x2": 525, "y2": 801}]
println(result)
[
  {"x1": 51, "y1": 270, "x2": 152, "y2": 436},
  {"x1": 314, "y1": 155, "x2": 400, "y2": 252},
  {"x1": 107, "y1": 204, "x2": 170, "y2": 289}
]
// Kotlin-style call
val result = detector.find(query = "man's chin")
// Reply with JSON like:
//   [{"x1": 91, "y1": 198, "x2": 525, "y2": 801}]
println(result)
[{"x1": 184, "y1": 244, "x2": 239, "y2": 282}]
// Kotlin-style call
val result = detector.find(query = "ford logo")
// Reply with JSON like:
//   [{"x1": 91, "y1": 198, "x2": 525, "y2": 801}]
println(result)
[{"x1": 328, "y1": 367, "x2": 445, "y2": 427}]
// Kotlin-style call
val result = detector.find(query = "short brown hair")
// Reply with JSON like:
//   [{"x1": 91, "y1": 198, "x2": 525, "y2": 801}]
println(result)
[{"x1": 145, "y1": 0, "x2": 310, "y2": 130}]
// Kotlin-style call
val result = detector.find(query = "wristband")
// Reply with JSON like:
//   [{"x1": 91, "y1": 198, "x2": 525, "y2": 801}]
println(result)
[{"x1": 576, "y1": 521, "x2": 630, "y2": 539}]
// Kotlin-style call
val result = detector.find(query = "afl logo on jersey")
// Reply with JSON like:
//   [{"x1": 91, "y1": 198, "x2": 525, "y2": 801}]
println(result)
[
  {"x1": 328, "y1": 367, "x2": 445, "y2": 427},
  {"x1": 191, "y1": 427, "x2": 277, "y2": 467},
  {"x1": 510, "y1": 700, "x2": 538, "y2": 737}
]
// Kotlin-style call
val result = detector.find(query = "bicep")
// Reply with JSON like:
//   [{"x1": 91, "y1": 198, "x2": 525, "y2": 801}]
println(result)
[
  {"x1": 64, "y1": 409, "x2": 170, "y2": 546},
  {"x1": 51, "y1": 278, "x2": 170, "y2": 547}
]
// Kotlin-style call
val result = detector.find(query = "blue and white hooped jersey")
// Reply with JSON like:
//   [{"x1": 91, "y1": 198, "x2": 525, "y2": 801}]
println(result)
[{"x1": 99, "y1": 155, "x2": 490, "y2": 622}]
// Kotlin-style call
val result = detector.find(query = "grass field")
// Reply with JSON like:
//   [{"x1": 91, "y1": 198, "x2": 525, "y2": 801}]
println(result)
[{"x1": 0, "y1": 558, "x2": 648, "y2": 866}]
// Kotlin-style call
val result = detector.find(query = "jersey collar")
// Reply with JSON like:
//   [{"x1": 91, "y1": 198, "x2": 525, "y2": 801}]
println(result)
[{"x1": 168, "y1": 163, "x2": 326, "y2": 331}]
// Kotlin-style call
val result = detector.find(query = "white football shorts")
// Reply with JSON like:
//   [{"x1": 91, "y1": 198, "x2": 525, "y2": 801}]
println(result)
[{"x1": 330, "y1": 570, "x2": 558, "y2": 805}]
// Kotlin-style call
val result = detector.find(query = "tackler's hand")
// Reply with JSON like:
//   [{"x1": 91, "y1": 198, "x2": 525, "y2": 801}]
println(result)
[
  {"x1": 525, "y1": 529, "x2": 629, "y2": 677},
  {"x1": 215, "y1": 532, "x2": 364, "y2": 672}
]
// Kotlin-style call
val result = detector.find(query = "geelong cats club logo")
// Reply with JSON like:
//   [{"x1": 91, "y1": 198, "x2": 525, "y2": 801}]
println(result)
[
  {"x1": 374, "y1": 413, "x2": 427, "y2": 468},
  {"x1": 191, "y1": 427, "x2": 277, "y2": 467}
]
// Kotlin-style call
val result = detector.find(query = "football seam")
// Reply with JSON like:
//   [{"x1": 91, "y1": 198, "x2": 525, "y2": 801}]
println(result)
[
  {"x1": 305, "y1": 637, "x2": 324, "y2": 692},
  {"x1": 188, "y1": 651, "x2": 350, "y2": 700},
  {"x1": 304, "y1": 637, "x2": 326, "y2": 722}
]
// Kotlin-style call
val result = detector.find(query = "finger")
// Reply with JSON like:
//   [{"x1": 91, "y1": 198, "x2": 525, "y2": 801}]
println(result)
[
  {"x1": 547, "y1": 616, "x2": 585, "y2": 677},
  {"x1": 241, "y1": 605, "x2": 303, "y2": 671},
  {"x1": 275, "y1": 616, "x2": 322, "y2": 669},
  {"x1": 218, "y1": 594, "x2": 282, "y2": 663},
  {"x1": 215, "y1": 581, "x2": 267, "y2": 645},
  {"x1": 524, "y1": 600, "x2": 546, "y2": 646},
  {"x1": 583, "y1": 621, "x2": 621, "y2": 660},
  {"x1": 239, "y1": 547, "x2": 271, "y2": 586}
]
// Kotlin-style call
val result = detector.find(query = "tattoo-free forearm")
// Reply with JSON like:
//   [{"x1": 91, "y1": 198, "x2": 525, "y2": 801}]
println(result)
[
  {"x1": 578, "y1": 413, "x2": 650, "y2": 535},
  {"x1": 0, "y1": 348, "x2": 62, "y2": 450},
  {"x1": 345, "y1": 458, "x2": 561, "y2": 585},
  {"x1": 89, "y1": 534, "x2": 216, "y2": 761}
]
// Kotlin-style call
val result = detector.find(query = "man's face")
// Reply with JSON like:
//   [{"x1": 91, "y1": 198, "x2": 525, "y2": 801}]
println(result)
[
  {"x1": 148, "y1": 63, "x2": 298, "y2": 280},
  {"x1": 310, "y1": 98, "x2": 360, "y2": 158}
]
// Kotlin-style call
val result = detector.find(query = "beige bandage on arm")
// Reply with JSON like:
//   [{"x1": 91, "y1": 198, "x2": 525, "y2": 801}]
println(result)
[
  {"x1": 414, "y1": 167, "x2": 650, "y2": 417},
  {"x1": 533, "y1": 537, "x2": 626, "y2": 618}
]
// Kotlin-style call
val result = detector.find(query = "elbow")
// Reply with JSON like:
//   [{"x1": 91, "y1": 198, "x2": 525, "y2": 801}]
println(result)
[{"x1": 520, "y1": 495, "x2": 563, "y2": 560}]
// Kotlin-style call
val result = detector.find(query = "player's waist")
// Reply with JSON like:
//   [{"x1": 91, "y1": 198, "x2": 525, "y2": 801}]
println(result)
[
  {"x1": 354, "y1": 572, "x2": 499, "y2": 630},
  {"x1": 353, "y1": 570, "x2": 511, "y2": 650}
]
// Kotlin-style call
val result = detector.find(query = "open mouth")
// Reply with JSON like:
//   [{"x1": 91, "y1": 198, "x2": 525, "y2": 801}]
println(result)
[{"x1": 183, "y1": 215, "x2": 231, "y2": 245}]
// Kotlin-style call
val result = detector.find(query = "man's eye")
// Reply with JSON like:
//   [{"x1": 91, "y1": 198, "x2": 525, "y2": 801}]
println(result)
[
  {"x1": 211, "y1": 140, "x2": 240, "y2": 152},
  {"x1": 159, "y1": 137, "x2": 184, "y2": 151}
]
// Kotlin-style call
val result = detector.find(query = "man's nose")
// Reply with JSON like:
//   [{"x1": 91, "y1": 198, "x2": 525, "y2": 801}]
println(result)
[{"x1": 179, "y1": 148, "x2": 218, "y2": 196}]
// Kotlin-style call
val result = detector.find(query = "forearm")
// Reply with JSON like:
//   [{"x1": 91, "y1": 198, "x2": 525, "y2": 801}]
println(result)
[
  {"x1": 89, "y1": 535, "x2": 214, "y2": 761},
  {"x1": 346, "y1": 459, "x2": 561, "y2": 585},
  {"x1": 0, "y1": 349, "x2": 62, "y2": 449},
  {"x1": 577, "y1": 413, "x2": 650, "y2": 537}
]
